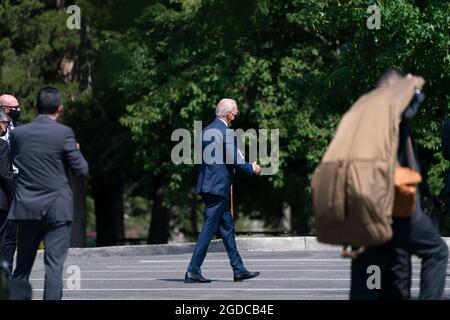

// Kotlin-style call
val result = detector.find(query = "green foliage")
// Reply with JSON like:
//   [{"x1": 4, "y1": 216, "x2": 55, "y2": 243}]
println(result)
[
  {"x1": 115, "y1": 0, "x2": 450, "y2": 232},
  {"x1": 1, "y1": 0, "x2": 449, "y2": 238},
  {"x1": 0, "y1": 0, "x2": 80, "y2": 122}
]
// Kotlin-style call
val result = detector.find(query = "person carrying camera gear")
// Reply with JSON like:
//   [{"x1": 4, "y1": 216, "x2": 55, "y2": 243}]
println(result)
[
  {"x1": 312, "y1": 69, "x2": 448, "y2": 300},
  {"x1": 350, "y1": 70, "x2": 448, "y2": 300}
]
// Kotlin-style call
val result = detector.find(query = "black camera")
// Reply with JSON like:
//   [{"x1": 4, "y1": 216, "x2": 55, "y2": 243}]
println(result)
[{"x1": 403, "y1": 89, "x2": 425, "y2": 120}]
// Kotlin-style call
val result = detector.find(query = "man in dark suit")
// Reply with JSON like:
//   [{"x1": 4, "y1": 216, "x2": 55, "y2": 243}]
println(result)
[
  {"x1": 9, "y1": 86, "x2": 89, "y2": 300},
  {"x1": 185, "y1": 98, "x2": 261, "y2": 283},
  {"x1": 0, "y1": 109, "x2": 16, "y2": 276},
  {"x1": 0, "y1": 93, "x2": 22, "y2": 277}
]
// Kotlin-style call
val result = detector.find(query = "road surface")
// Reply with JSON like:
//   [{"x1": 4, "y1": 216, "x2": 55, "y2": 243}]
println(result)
[{"x1": 27, "y1": 250, "x2": 450, "y2": 300}]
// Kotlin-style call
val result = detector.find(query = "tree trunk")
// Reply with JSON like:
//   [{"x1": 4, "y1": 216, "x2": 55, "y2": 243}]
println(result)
[
  {"x1": 70, "y1": 174, "x2": 87, "y2": 247},
  {"x1": 295, "y1": 204, "x2": 309, "y2": 236},
  {"x1": 77, "y1": 18, "x2": 91, "y2": 90},
  {"x1": 56, "y1": 0, "x2": 65, "y2": 10},
  {"x1": 148, "y1": 186, "x2": 172, "y2": 244},
  {"x1": 278, "y1": 202, "x2": 292, "y2": 232},
  {"x1": 92, "y1": 175, "x2": 125, "y2": 247}
]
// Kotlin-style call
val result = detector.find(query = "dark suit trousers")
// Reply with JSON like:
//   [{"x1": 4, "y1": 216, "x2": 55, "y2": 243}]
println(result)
[
  {"x1": 12, "y1": 210, "x2": 72, "y2": 300},
  {"x1": 187, "y1": 193, "x2": 246, "y2": 275},
  {"x1": 350, "y1": 209, "x2": 448, "y2": 300},
  {"x1": 0, "y1": 209, "x2": 17, "y2": 277}
]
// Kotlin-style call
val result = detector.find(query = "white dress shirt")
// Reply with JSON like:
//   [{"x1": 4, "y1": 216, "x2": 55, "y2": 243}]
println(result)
[{"x1": 2, "y1": 122, "x2": 19, "y2": 174}]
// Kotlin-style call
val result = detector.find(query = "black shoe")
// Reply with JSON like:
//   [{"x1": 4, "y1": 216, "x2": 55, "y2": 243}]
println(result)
[
  {"x1": 234, "y1": 270, "x2": 260, "y2": 282},
  {"x1": 184, "y1": 272, "x2": 212, "y2": 283}
]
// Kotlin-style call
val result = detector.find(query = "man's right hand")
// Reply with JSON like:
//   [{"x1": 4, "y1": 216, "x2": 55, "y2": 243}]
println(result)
[{"x1": 252, "y1": 162, "x2": 261, "y2": 175}]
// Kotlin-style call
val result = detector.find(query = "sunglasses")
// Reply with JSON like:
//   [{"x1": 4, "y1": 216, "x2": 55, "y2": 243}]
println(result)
[{"x1": 0, "y1": 105, "x2": 19, "y2": 110}]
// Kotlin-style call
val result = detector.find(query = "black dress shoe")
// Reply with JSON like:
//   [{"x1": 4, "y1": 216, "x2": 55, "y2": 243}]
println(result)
[
  {"x1": 233, "y1": 270, "x2": 260, "y2": 282},
  {"x1": 184, "y1": 272, "x2": 212, "y2": 283}
]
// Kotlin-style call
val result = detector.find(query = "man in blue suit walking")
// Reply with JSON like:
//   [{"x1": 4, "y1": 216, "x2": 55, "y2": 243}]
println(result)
[{"x1": 185, "y1": 99, "x2": 261, "y2": 283}]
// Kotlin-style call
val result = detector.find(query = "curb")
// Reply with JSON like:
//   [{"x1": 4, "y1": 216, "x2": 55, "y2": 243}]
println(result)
[{"x1": 34, "y1": 236, "x2": 450, "y2": 259}]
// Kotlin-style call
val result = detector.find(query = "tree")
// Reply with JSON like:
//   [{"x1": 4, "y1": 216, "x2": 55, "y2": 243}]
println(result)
[
  {"x1": 0, "y1": 0, "x2": 88, "y2": 245},
  {"x1": 119, "y1": 0, "x2": 450, "y2": 239},
  {"x1": 62, "y1": 0, "x2": 153, "y2": 246},
  {"x1": 2, "y1": 0, "x2": 449, "y2": 246}
]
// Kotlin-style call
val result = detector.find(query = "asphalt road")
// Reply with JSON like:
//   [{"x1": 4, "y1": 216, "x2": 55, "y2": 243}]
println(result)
[{"x1": 27, "y1": 250, "x2": 450, "y2": 300}]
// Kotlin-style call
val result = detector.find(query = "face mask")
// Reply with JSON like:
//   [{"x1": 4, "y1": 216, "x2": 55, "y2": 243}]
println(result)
[
  {"x1": 227, "y1": 116, "x2": 233, "y2": 127},
  {"x1": 0, "y1": 129, "x2": 6, "y2": 137},
  {"x1": 227, "y1": 112, "x2": 238, "y2": 127},
  {"x1": 9, "y1": 110, "x2": 20, "y2": 121}
]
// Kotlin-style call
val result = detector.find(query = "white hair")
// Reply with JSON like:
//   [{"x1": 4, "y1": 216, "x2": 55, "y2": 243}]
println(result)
[{"x1": 215, "y1": 98, "x2": 236, "y2": 117}]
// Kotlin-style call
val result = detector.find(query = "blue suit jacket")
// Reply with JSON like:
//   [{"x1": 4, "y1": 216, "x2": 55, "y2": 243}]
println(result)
[{"x1": 195, "y1": 119, "x2": 254, "y2": 199}]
